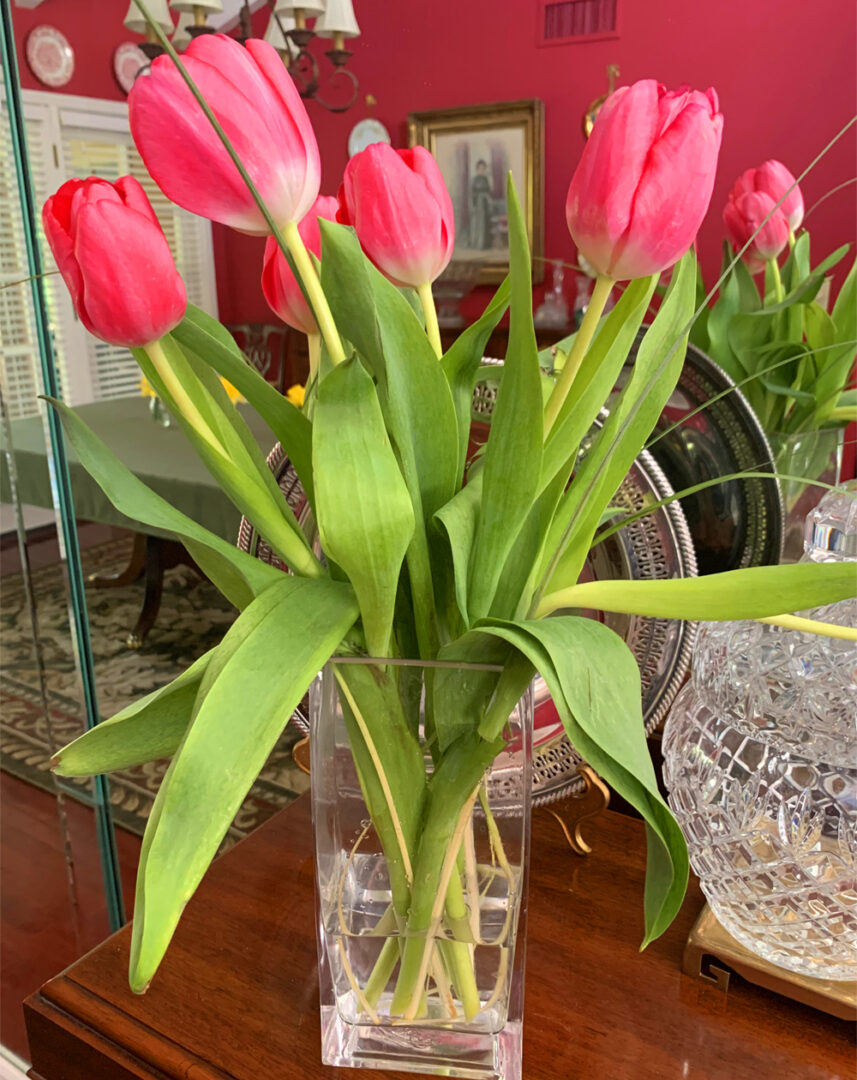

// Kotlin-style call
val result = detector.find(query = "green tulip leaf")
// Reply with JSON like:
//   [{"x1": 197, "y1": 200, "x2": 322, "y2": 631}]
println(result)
[
  {"x1": 313, "y1": 356, "x2": 415, "y2": 658},
  {"x1": 52, "y1": 651, "x2": 211, "y2": 776},
  {"x1": 538, "y1": 561, "x2": 857, "y2": 621},
  {"x1": 541, "y1": 275, "x2": 658, "y2": 495},
  {"x1": 134, "y1": 338, "x2": 318, "y2": 579},
  {"x1": 467, "y1": 176, "x2": 543, "y2": 621},
  {"x1": 542, "y1": 251, "x2": 696, "y2": 591},
  {"x1": 475, "y1": 617, "x2": 688, "y2": 945},
  {"x1": 46, "y1": 397, "x2": 283, "y2": 608},
  {"x1": 172, "y1": 304, "x2": 315, "y2": 508},
  {"x1": 441, "y1": 278, "x2": 510, "y2": 479},
  {"x1": 812, "y1": 255, "x2": 857, "y2": 424},
  {"x1": 129, "y1": 574, "x2": 359, "y2": 993}
]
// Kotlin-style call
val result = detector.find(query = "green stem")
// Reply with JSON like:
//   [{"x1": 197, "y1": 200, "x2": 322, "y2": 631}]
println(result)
[
  {"x1": 542, "y1": 274, "x2": 614, "y2": 436},
  {"x1": 307, "y1": 331, "x2": 321, "y2": 387},
  {"x1": 363, "y1": 936, "x2": 401, "y2": 1009},
  {"x1": 282, "y1": 222, "x2": 346, "y2": 366},
  {"x1": 442, "y1": 866, "x2": 481, "y2": 1020},
  {"x1": 144, "y1": 340, "x2": 225, "y2": 455},
  {"x1": 769, "y1": 257, "x2": 785, "y2": 304},
  {"x1": 417, "y1": 281, "x2": 442, "y2": 357},
  {"x1": 390, "y1": 732, "x2": 502, "y2": 1020},
  {"x1": 788, "y1": 229, "x2": 796, "y2": 250}
]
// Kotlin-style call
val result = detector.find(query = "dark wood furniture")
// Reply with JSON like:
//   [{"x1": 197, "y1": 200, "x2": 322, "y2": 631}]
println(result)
[{"x1": 25, "y1": 797, "x2": 853, "y2": 1080}]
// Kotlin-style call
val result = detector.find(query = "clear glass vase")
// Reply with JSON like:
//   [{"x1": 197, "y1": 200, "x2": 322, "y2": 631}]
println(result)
[
  {"x1": 310, "y1": 660, "x2": 533, "y2": 1079},
  {"x1": 772, "y1": 427, "x2": 843, "y2": 562},
  {"x1": 662, "y1": 485, "x2": 857, "y2": 980}
]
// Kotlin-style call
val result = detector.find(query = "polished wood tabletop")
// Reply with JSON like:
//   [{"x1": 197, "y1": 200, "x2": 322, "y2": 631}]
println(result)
[{"x1": 25, "y1": 795, "x2": 854, "y2": 1080}]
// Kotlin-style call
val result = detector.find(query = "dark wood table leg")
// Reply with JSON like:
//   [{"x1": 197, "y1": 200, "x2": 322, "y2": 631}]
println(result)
[
  {"x1": 126, "y1": 536, "x2": 165, "y2": 650},
  {"x1": 88, "y1": 531, "x2": 147, "y2": 588}
]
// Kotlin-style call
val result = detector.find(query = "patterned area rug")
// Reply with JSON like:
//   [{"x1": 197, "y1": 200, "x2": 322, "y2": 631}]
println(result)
[{"x1": 0, "y1": 536, "x2": 309, "y2": 844}]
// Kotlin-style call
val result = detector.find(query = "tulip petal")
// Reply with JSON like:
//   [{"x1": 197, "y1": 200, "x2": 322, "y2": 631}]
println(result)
[
  {"x1": 115, "y1": 176, "x2": 160, "y2": 227},
  {"x1": 246, "y1": 39, "x2": 321, "y2": 224},
  {"x1": 129, "y1": 36, "x2": 319, "y2": 233},
  {"x1": 342, "y1": 144, "x2": 450, "y2": 287},
  {"x1": 566, "y1": 79, "x2": 660, "y2": 274},
  {"x1": 609, "y1": 104, "x2": 723, "y2": 279},
  {"x1": 42, "y1": 184, "x2": 85, "y2": 315},
  {"x1": 261, "y1": 195, "x2": 338, "y2": 334},
  {"x1": 402, "y1": 146, "x2": 456, "y2": 264},
  {"x1": 73, "y1": 201, "x2": 186, "y2": 346}
]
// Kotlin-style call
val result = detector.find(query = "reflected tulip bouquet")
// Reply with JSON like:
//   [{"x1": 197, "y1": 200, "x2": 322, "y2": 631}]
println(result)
[
  {"x1": 693, "y1": 157, "x2": 856, "y2": 435},
  {"x1": 47, "y1": 21, "x2": 855, "y2": 1018}
]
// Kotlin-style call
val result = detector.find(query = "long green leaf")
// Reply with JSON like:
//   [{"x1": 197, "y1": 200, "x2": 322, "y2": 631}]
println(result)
[
  {"x1": 319, "y1": 221, "x2": 460, "y2": 655},
  {"x1": 441, "y1": 278, "x2": 510, "y2": 479},
  {"x1": 46, "y1": 398, "x2": 283, "y2": 607},
  {"x1": 540, "y1": 252, "x2": 696, "y2": 593},
  {"x1": 813, "y1": 255, "x2": 857, "y2": 424},
  {"x1": 129, "y1": 574, "x2": 358, "y2": 992},
  {"x1": 134, "y1": 337, "x2": 318, "y2": 578},
  {"x1": 172, "y1": 305, "x2": 316, "y2": 509},
  {"x1": 52, "y1": 652, "x2": 210, "y2": 776},
  {"x1": 467, "y1": 177, "x2": 543, "y2": 620},
  {"x1": 536, "y1": 561, "x2": 857, "y2": 620},
  {"x1": 540, "y1": 276, "x2": 658, "y2": 495},
  {"x1": 475, "y1": 618, "x2": 688, "y2": 945},
  {"x1": 434, "y1": 470, "x2": 482, "y2": 630},
  {"x1": 313, "y1": 356, "x2": 415, "y2": 657}
]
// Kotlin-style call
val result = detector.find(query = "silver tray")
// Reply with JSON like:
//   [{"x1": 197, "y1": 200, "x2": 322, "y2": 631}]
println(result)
[
  {"x1": 624, "y1": 337, "x2": 783, "y2": 573},
  {"x1": 239, "y1": 361, "x2": 697, "y2": 807}
]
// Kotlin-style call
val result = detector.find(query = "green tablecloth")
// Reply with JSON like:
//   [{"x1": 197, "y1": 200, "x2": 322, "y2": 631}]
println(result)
[{"x1": 0, "y1": 397, "x2": 279, "y2": 543}]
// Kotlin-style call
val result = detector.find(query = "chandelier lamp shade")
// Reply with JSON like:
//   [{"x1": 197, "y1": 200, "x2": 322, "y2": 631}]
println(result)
[
  {"x1": 169, "y1": 0, "x2": 223, "y2": 38},
  {"x1": 315, "y1": 0, "x2": 360, "y2": 53},
  {"x1": 264, "y1": 8, "x2": 299, "y2": 65},
  {"x1": 123, "y1": 0, "x2": 174, "y2": 45},
  {"x1": 171, "y1": 11, "x2": 194, "y2": 50}
]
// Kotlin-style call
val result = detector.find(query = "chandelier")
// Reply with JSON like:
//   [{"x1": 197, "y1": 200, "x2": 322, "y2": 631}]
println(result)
[{"x1": 123, "y1": 1, "x2": 361, "y2": 112}]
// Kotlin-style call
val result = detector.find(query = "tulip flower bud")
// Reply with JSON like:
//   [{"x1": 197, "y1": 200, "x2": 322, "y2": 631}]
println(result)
[
  {"x1": 42, "y1": 177, "x2": 186, "y2": 348},
  {"x1": 565, "y1": 79, "x2": 723, "y2": 281},
  {"x1": 129, "y1": 35, "x2": 320, "y2": 235},
  {"x1": 723, "y1": 189, "x2": 790, "y2": 269},
  {"x1": 337, "y1": 144, "x2": 454, "y2": 288},
  {"x1": 731, "y1": 160, "x2": 804, "y2": 235},
  {"x1": 262, "y1": 195, "x2": 339, "y2": 335}
]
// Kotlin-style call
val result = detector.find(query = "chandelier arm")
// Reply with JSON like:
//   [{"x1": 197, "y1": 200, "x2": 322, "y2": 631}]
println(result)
[{"x1": 312, "y1": 66, "x2": 360, "y2": 114}]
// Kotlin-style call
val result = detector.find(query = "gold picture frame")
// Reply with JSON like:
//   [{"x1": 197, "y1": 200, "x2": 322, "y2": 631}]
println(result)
[{"x1": 408, "y1": 99, "x2": 545, "y2": 285}]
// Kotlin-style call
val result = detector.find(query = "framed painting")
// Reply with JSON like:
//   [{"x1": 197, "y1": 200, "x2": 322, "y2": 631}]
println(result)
[{"x1": 408, "y1": 99, "x2": 545, "y2": 284}]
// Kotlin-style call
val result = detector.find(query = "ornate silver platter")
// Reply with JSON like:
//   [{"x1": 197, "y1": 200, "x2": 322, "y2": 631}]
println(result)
[
  {"x1": 240, "y1": 360, "x2": 697, "y2": 806},
  {"x1": 622, "y1": 336, "x2": 783, "y2": 573}
]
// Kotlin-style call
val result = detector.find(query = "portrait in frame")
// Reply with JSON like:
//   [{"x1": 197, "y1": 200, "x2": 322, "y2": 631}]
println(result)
[{"x1": 408, "y1": 99, "x2": 545, "y2": 284}]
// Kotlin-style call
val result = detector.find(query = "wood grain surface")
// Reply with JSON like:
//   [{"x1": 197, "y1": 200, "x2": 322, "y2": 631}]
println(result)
[{"x1": 25, "y1": 794, "x2": 855, "y2": 1080}]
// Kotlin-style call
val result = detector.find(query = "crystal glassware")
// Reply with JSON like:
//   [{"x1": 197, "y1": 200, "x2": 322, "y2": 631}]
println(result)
[{"x1": 663, "y1": 484, "x2": 857, "y2": 980}]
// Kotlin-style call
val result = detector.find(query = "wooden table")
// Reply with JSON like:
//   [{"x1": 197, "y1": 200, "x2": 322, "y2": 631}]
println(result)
[{"x1": 24, "y1": 797, "x2": 854, "y2": 1080}]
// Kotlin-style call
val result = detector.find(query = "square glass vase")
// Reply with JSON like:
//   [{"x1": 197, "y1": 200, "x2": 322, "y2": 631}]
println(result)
[{"x1": 310, "y1": 660, "x2": 533, "y2": 1080}]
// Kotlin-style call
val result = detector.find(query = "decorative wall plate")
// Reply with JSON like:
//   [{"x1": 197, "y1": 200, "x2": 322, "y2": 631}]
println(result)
[
  {"x1": 26, "y1": 26, "x2": 75, "y2": 88},
  {"x1": 113, "y1": 42, "x2": 149, "y2": 94},
  {"x1": 239, "y1": 361, "x2": 697, "y2": 808},
  {"x1": 347, "y1": 118, "x2": 391, "y2": 157}
]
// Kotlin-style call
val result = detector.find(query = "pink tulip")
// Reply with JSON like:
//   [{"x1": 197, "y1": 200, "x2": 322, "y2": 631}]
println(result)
[
  {"x1": 730, "y1": 160, "x2": 804, "y2": 234},
  {"x1": 42, "y1": 177, "x2": 186, "y2": 348},
  {"x1": 262, "y1": 195, "x2": 339, "y2": 334},
  {"x1": 337, "y1": 144, "x2": 454, "y2": 288},
  {"x1": 723, "y1": 190, "x2": 790, "y2": 269},
  {"x1": 565, "y1": 79, "x2": 723, "y2": 281},
  {"x1": 129, "y1": 35, "x2": 320, "y2": 235}
]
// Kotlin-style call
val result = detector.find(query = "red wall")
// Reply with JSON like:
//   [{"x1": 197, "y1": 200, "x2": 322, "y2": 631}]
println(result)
[{"x1": 12, "y1": 0, "x2": 857, "y2": 325}]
